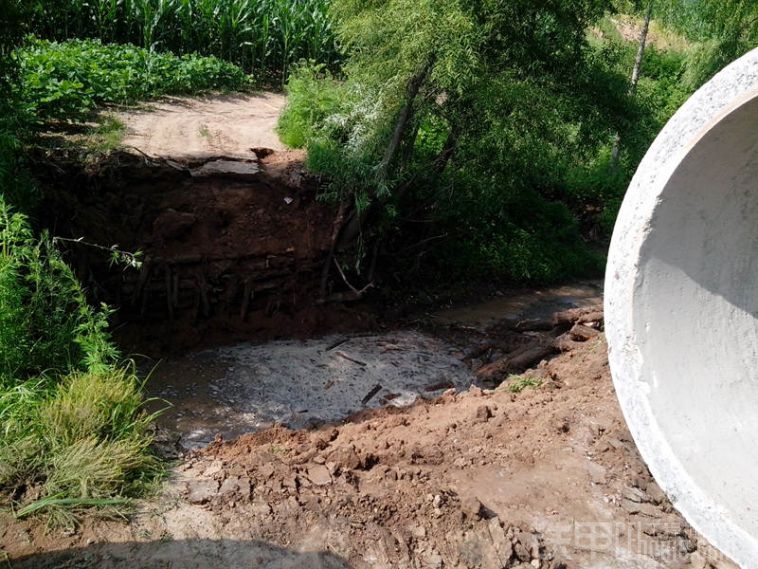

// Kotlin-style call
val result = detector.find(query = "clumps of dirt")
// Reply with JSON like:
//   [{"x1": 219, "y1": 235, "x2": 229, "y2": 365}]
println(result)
[
  {"x1": 182, "y1": 421, "x2": 559, "y2": 569},
  {"x1": 167, "y1": 333, "x2": 732, "y2": 569}
]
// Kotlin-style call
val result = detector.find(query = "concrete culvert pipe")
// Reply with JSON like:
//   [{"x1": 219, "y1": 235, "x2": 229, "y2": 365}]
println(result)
[{"x1": 606, "y1": 48, "x2": 758, "y2": 567}]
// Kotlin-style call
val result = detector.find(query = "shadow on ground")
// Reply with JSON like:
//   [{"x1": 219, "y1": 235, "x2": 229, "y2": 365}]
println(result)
[{"x1": 11, "y1": 539, "x2": 352, "y2": 569}]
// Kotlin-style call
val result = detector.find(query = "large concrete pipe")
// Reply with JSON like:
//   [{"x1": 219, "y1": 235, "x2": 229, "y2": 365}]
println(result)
[{"x1": 606, "y1": 48, "x2": 758, "y2": 566}]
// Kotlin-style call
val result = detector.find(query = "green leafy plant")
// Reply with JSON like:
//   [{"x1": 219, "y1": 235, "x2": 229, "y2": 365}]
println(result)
[
  {"x1": 504, "y1": 375, "x2": 544, "y2": 394},
  {"x1": 26, "y1": 0, "x2": 339, "y2": 81},
  {"x1": 0, "y1": 199, "x2": 162, "y2": 518},
  {"x1": 17, "y1": 37, "x2": 253, "y2": 122}
]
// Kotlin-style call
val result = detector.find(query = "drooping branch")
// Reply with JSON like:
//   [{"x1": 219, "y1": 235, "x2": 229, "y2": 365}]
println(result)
[
  {"x1": 334, "y1": 56, "x2": 436, "y2": 254},
  {"x1": 629, "y1": 2, "x2": 653, "y2": 96}
]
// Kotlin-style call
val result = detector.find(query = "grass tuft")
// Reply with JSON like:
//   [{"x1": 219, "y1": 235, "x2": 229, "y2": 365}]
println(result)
[
  {"x1": 1, "y1": 367, "x2": 165, "y2": 519},
  {"x1": 503, "y1": 375, "x2": 544, "y2": 394}
]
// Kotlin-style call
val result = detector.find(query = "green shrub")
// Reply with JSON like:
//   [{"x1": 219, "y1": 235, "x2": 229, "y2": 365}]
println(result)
[
  {"x1": 0, "y1": 200, "x2": 161, "y2": 517},
  {"x1": 17, "y1": 37, "x2": 253, "y2": 121},
  {"x1": 0, "y1": 201, "x2": 118, "y2": 383},
  {"x1": 278, "y1": 62, "x2": 345, "y2": 148}
]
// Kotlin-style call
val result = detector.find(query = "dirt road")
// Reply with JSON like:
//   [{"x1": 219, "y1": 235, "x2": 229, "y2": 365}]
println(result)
[{"x1": 119, "y1": 92, "x2": 287, "y2": 160}]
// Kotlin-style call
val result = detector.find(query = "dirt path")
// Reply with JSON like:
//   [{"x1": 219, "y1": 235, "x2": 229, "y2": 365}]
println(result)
[{"x1": 119, "y1": 92, "x2": 288, "y2": 160}]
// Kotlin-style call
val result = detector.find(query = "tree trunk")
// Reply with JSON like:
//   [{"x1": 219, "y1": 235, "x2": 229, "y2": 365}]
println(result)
[
  {"x1": 611, "y1": 2, "x2": 653, "y2": 170},
  {"x1": 336, "y1": 57, "x2": 435, "y2": 251},
  {"x1": 629, "y1": 2, "x2": 653, "y2": 96},
  {"x1": 376, "y1": 57, "x2": 435, "y2": 185}
]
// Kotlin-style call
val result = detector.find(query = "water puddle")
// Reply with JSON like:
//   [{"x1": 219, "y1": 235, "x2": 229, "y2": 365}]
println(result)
[
  {"x1": 147, "y1": 281, "x2": 603, "y2": 449},
  {"x1": 147, "y1": 330, "x2": 474, "y2": 448}
]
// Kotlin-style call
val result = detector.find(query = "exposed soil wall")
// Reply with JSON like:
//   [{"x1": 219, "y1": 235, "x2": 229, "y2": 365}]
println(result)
[{"x1": 34, "y1": 149, "x2": 365, "y2": 353}]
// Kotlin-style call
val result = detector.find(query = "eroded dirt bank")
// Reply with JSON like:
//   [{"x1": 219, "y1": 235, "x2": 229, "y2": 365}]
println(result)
[{"x1": 33, "y1": 145, "x2": 372, "y2": 353}]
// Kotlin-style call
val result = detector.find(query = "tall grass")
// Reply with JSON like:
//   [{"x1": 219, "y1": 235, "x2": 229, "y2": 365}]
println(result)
[
  {"x1": 28, "y1": 0, "x2": 339, "y2": 81},
  {"x1": 0, "y1": 198, "x2": 163, "y2": 519},
  {"x1": 0, "y1": 368, "x2": 163, "y2": 523}
]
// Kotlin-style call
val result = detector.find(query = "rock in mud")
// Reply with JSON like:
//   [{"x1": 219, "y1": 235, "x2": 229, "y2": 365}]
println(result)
[
  {"x1": 474, "y1": 405, "x2": 493, "y2": 423},
  {"x1": 487, "y1": 517, "x2": 514, "y2": 566},
  {"x1": 462, "y1": 496, "x2": 486, "y2": 521},
  {"x1": 184, "y1": 479, "x2": 220, "y2": 504},
  {"x1": 307, "y1": 463, "x2": 332, "y2": 486}
]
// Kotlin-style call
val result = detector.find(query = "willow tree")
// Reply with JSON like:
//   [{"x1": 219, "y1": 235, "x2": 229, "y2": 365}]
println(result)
[{"x1": 296, "y1": 0, "x2": 617, "y2": 291}]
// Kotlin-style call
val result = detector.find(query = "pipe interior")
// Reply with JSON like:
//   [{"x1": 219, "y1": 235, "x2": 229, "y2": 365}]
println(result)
[{"x1": 634, "y1": 94, "x2": 758, "y2": 533}]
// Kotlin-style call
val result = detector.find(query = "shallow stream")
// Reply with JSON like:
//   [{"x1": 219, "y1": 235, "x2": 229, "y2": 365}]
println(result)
[{"x1": 146, "y1": 281, "x2": 603, "y2": 448}]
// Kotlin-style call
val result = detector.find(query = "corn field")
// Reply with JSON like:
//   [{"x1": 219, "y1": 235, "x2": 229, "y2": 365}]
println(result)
[{"x1": 28, "y1": 0, "x2": 339, "y2": 80}]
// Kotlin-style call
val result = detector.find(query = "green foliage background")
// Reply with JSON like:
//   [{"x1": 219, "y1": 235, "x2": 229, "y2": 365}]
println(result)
[
  {"x1": 278, "y1": 0, "x2": 755, "y2": 286},
  {"x1": 25, "y1": 0, "x2": 338, "y2": 81}
]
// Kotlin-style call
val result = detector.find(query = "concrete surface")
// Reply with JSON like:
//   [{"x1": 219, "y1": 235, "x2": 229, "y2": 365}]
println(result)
[{"x1": 606, "y1": 48, "x2": 758, "y2": 567}]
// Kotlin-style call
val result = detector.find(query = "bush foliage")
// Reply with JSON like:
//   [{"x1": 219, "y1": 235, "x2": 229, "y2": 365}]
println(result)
[
  {"x1": 279, "y1": 0, "x2": 752, "y2": 286},
  {"x1": 18, "y1": 38, "x2": 252, "y2": 121}
]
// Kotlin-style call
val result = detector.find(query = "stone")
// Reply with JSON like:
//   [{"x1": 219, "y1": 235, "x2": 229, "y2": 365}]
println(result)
[
  {"x1": 646, "y1": 481, "x2": 667, "y2": 504},
  {"x1": 328, "y1": 447, "x2": 362, "y2": 471},
  {"x1": 252, "y1": 499, "x2": 272, "y2": 516},
  {"x1": 411, "y1": 525, "x2": 427, "y2": 539},
  {"x1": 185, "y1": 479, "x2": 219, "y2": 504},
  {"x1": 475, "y1": 405, "x2": 493, "y2": 423},
  {"x1": 307, "y1": 463, "x2": 332, "y2": 486},
  {"x1": 587, "y1": 462, "x2": 607, "y2": 485},
  {"x1": 461, "y1": 496, "x2": 485, "y2": 520},
  {"x1": 622, "y1": 486, "x2": 648, "y2": 503},
  {"x1": 487, "y1": 517, "x2": 513, "y2": 567},
  {"x1": 218, "y1": 476, "x2": 240, "y2": 497},
  {"x1": 620, "y1": 499, "x2": 641, "y2": 515}
]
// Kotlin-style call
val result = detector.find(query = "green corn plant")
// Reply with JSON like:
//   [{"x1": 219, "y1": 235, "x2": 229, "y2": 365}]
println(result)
[{"x1": 26, "y1": 0, "x2": 340, "y2": 79}]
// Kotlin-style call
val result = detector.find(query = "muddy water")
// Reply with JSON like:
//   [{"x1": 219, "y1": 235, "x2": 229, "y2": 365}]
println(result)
[
  {"x1": 146, "y1": 331, "x2": 474, "y2": 448},
  {"x1": 146, "y1": 281, "x2": 603, "y2": 449},
  {"x1": 431, "y1": 280, "x2": 603, "y2": 331}
]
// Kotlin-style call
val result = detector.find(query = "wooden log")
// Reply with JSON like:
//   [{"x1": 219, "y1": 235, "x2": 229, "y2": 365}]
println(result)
[
  {"x1": 239, "y1": 279, "x2": 252, "y2": 321},
  {"x1": 475, "y1": 343, "x2": 555, "y2": 380},
  {"x1": 165, "y1": 265, "x2": 174, "y2": 321},
  {"x1": 569, "y1": 323, "x2": 600, "y2": 342}
]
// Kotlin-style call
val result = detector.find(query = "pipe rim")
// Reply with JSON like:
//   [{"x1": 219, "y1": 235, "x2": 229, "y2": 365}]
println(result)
[{"x1": 606, "y1": 48, "x2": 758, "y2": 568}]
